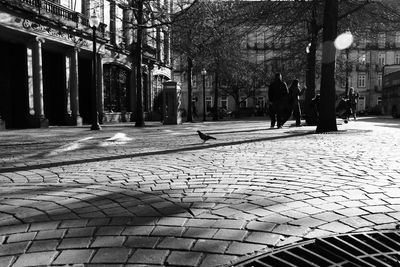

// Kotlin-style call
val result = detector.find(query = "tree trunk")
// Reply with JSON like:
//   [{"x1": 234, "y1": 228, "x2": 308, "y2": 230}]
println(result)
[
  {"x1": 316, "y1": 0, "x2": 338, "y2": 133},
  {"x1": 213, "y1": 67, "x2": 219, "y2": 121},
  {"x1": 187, "y1": 57, "x2": 193, "y2": 122},
  {"x1": 135, "y1": 0, "x2": 144, "y2": 127}
]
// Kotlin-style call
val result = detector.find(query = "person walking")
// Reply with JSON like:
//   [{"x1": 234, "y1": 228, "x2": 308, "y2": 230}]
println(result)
[
  {"x1": 288, "y1": 79, "x2": 306, "y2": 127},
  {"x1": 268, "y1": 73, "x2": 289, "y2": 128},
  {"x1": 348, "y1": 87, "x2": 359, "y2": 120}
]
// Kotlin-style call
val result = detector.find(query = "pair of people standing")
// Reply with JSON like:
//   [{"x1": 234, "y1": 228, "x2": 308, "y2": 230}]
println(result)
[{"x1": 268, "y1": 73, "x2": 305, "y2": 128}]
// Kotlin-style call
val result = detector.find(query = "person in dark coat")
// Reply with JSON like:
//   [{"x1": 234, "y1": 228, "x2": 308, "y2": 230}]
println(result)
[
  {"x1": 288, "y1": 79, "x2": 306, "y2": 127},
  {"x1": 348, "y1": 87, "x2": 359, "y2": 120},
  {"x1": 268, "y1": 73, "x2": 289, "y2": 128}
]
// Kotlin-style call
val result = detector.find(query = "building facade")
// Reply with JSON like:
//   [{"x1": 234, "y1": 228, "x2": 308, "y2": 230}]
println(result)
[{"x1": 0, "y1": 0, "x2": 171, "y2": 129}]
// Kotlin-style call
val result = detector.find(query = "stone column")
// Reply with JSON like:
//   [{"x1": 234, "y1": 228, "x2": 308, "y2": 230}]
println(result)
[
  {"x1": 30, "y1": 37, "x2": 48, "y2": 128},
  {"x1": 69, "y1": 47, "x2": 82, "y2": 126}
]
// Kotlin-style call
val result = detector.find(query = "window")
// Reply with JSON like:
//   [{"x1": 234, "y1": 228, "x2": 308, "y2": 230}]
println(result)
[
  {"x1": 378, "y1": 53, "x2": 385, "y2": 66},
  {"x1": 396, "y1": 54, "x2": 400, "y2": 65},
  {"x1": 205, "y1": 96, "x2": 212, "y2": 111},
  {"x1": 115, "y1": 5, "x2": 124, "y2": 45},
  {"x1": 359, "y1": 53, "x2": 366, "y2": 64},
  {"x1": 378, "y1": 73, "x2": 382, "y2": 88},
  {"x1": 377, "y1": 96, "x2": 382, "y2": 105},
  {"x1": 378, "y1": 33, "x2": 386, "y2": 48},
  {"x1": 396, "y1": 32, "x2": 400, "y2": 45},
  {"x1": 220, "y1": 96, "x2": 228, "y2": 108},
  {"x1": 358, "y1": 74, "x2": 366, "y2": 88},
  {"x1": 205, "y1": 75, "x2": 212, "y2": 88},
  {"x1": 240, "y1": 97, "x2": 247, "y2": 108}
]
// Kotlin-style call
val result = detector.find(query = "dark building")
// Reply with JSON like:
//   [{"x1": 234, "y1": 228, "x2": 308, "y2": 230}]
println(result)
[{"x1": 0, "y1": 0, "x2": 172, "y2": 129}]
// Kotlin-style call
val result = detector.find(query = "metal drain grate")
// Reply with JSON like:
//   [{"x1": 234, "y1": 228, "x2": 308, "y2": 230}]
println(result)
[{"x1": 234, "y1": 230, "x2": 400, "y2": 267}]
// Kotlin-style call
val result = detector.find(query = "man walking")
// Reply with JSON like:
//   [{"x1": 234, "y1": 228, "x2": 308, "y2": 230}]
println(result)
[
  {"x1": 268, "y1": 73, "x2": 289, "y2": 128},
  {"x1": 348, "y1": 87, "x2": 359, "y2": 120}
]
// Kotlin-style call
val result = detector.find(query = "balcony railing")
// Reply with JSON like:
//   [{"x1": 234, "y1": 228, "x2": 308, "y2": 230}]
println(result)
[{"x1": 12, "y1": 0, "x2": 106, "y2": 37}]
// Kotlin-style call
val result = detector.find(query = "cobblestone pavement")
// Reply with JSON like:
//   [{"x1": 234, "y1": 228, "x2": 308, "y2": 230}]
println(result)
[{"x1": 0, "y1": 117, "x2": 399, "y2": 266}]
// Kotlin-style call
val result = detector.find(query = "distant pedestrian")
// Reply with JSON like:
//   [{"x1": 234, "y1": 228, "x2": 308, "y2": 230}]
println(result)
[
  {"x1": 192, "y1": 99, "x2": 199, "y2": 119},
  {"x1": 268, "y1": 73, "x2": 289, "y2": 128},
  {"x1": 348, "y1": 87, "x2": 359, "y2": 120},
  {"x1": 288, "y1": 79, "x2": 306, "y2": 127}
]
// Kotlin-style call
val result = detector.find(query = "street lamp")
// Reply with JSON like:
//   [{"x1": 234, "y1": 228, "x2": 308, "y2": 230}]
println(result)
[
  {"x1": 334, "y1": 30, "x2": 354, "y2": 96},
  {"x1": 89, "y1": 10, "x2": 101, "y2": 130},
  {"x1": 201, "y1": 68, "x2": 207, "y2": 121}
]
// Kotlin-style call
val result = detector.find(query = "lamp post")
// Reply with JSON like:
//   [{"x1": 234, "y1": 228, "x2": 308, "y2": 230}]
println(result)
[
  {"x1": 201, "y1": 68, "x2": 207, "y2": 121},
  {"x1": 89, "y1": 10, "x2": 101, "y2": 130}
]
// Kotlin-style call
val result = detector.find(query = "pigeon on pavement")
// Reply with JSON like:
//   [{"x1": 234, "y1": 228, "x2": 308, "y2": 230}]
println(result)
[{"x1": 197, "y1": 130, "x2": 216, "y2": 143}]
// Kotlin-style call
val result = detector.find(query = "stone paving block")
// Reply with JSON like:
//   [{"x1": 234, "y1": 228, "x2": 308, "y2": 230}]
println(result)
[
  {"x1": 128, "y1": 216, "x2": 157, "y2": 226},
  {"x1": 184, "y1": 218, "x2": 216, "y2": 228},
  {"x1": 199, "y1": 254, "x2": 237, "y2": 267},
  {"x1": 124, "y1": 236, "x2": 159, "y2": 248},
  {"x1": 128, "y1": 249, "x2": 169, "y2": 264},
  {"x1": 28, "y1": 240, "x2": 59, "y2": 252},
  {"x1": 246, "y1": 221, "x2": 276, "y2": 232},
  {"x1": 362, "y1": 205, "x2": 394, "y2": 213},
  {"x1": 156, "y1": 237, "x2": 194, "y2": 250},
  {"x1": 192, "y1": 239, "x2": 230, "y2": 253},
  {"x1": 109, "y1": 217, "x2": 131, "y2": 225},
  {"x1": 336, "y1": 207, "x2": 369, "y2": 217},
  {"x1": 313, "y1": 212, "x2": 344, "y2": 222},
  {"x1": 53, "y1": 249, "x2": 94, "y2": 265},
  {"x1": 156, "y1": 217, "x2": 187, "y2": 226},
  {"x1": 258, "y1": 214, "x2": 292, "y2": 224},
  {"x1": 290, "y1": 217, "x2": 326, "y2": 227},
  {"x1": 213, "y1": 229, "x2": 248, "y2": 241},
  {"x1": 91, "y1": 248, "x2": 131, "y2": 263},
  {"x1": 0, "y1": 225, "x2": 28, "y2": 235},
  {"x1": 151, "y1": 226, "x2": 185, "y2": 237},
  {"x1": 59, "y1": 219, "x2": 88, "y2": 228},
  {"x1": 0, "y1": 241, "x2": 29, "y2": 256},
  {"x1": 29, "y1": 221, "x2": 60, "y2": 231},
  {"x1": 35, "y1": 229, "x2": 66, "y2": 240},
  {"x1": 225, "y1": 241, "x2": 268, "y2": 255},
  {"x1": 318, "y1": 221, "x2": 355, "y2": 233},
  {"x1": 304, "y1": 229, "x2": 334, "y2": 239},
  {"x1": 91, "y1": 236, "x2": 126, "y2": 247},
  {"x1": 58, "y1": 237, "x2": 91, "y2": 249},
  {"x1": 363, "y1": 214, "x2": 397, "y2": 224},
  {"x1": 87, "y1": 218, "x2": 111, "y2": 226},
  {"x1": 245, "y1": 231, "x2": 283, "y2": 245},
  {"x1": 183, "y1": 227, "x2": 218, "y2": 239},
  {"x1": 96, "y1": 226, "x2": 124, "y2": 236},
  {"x1": 272, "y1": 224, "x2": 310, "y2": 237},
  {"x1": 212, "y1": 219, "x2": 246, "y2": 229},
  {"x1": 122, "y1": 226, "x2": 154, "y2": 236},
  {"x1": 0, "y1": 256, "x2": 14, "y2": 267},
  {"x1": 13, "y1": 251, "x2": 58, "y2": 267},
  {"x1": 166, "y1": 251, "x2": 203, "y2": 267},
  {"x1": 65, "y1": 227, "x2": 96, "y2": 237},
  {"x1": 7, "y1": 232, "x2": 36, "y2": 243}
]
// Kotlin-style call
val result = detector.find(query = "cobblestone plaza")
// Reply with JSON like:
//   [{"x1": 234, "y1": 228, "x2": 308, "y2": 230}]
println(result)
[{"x1": 0, "y1": 117, "x2": 399, "y2": 266}]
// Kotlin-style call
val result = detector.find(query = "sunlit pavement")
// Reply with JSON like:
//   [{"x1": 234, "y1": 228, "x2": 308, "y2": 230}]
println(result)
[{"x1": 0, "y1": 116, "x2": 399, "y2": 266}]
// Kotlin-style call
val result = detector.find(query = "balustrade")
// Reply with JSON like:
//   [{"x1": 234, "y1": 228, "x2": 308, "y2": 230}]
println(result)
[{"x1": 14, "y1": 0, "x2": 106, "y2": 37}]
